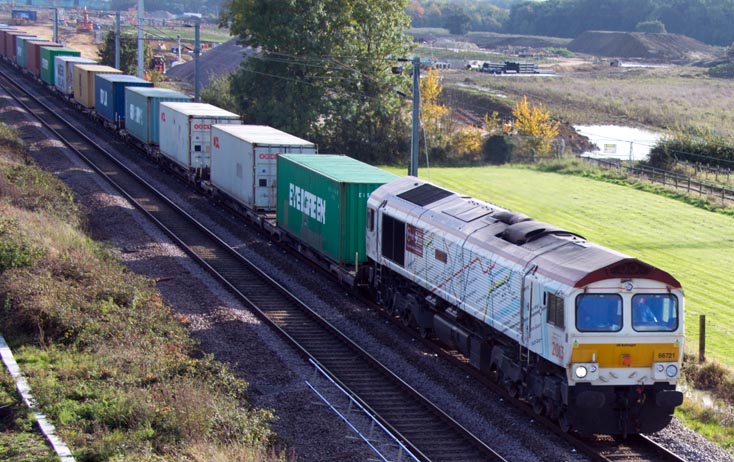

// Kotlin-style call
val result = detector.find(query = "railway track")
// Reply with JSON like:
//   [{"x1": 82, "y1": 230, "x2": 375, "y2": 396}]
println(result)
[
  {"x1": 415, "y1": 329, "x2": 689, "y2": 462},
  {"x1": 0, "y1": 65, "x2": 506, "y2": 462}
]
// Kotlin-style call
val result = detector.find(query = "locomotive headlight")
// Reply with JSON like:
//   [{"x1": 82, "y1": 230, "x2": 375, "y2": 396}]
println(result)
[
  {"x1": 666, "y1": 364, "x2": 678, "y2": 378},
  {"x1": 575, "y1": 365, "x2": 588, "y2": 379},
  {"x1": 657, "y1": 364, "x2": 665, "y2": 373}
]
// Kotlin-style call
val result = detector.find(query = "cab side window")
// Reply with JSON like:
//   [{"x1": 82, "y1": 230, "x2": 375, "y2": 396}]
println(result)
[{"x1": 546, "y1": 292, "x2": 564, "y2": 328}]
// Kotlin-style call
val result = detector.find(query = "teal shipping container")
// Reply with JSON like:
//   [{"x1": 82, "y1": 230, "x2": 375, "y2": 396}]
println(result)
[
  {"x1": 15, "y1": 35, "x2": 42, "y2": 67},
  {"x1": 40, "y1": 47, "x2": 80, "y2": 85},
  {"x1": 277, "y1": 154, "x2": 398, "y2": 265},
  {"x1": 125, "y1": 87, "x2": 192, "y2": 145},
  {"x1": 95, "y1": 74, "x2": 152, "y2": 127}
]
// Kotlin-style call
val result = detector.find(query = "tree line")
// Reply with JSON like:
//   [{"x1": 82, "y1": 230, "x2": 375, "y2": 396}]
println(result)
[{"x1": 407, "y1": 0, "x2": 734, "y2": 46}]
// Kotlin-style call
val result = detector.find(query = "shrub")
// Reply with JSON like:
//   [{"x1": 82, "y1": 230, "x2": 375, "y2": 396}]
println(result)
[{"x1": 482, "y1": 134, "x2": 513, "y2": 165}]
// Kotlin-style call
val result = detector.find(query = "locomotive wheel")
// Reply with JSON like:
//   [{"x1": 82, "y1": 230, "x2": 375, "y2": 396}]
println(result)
[
  {"x1": 507, "y1": 381, "x2": 519, "y2": 399},
  {"x1": 558, "y1": 412, "x2": 571, "y2": 433},
  {"x1": 532, "y1": 398, "x2": 544, "y2": 415},
  {"x1": 417, "y1": 326, "x2": 431, "y2": 339}
]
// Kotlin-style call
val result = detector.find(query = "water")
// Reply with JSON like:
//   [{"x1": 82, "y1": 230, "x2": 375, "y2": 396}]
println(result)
[{"x1": 574, "y1": 125, "x2": 663, "y2": 161}]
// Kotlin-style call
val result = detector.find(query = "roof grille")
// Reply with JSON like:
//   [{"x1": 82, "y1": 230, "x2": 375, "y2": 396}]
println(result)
[{"x1": 397, "y1": 183, "x2": 453, "y2": 207}]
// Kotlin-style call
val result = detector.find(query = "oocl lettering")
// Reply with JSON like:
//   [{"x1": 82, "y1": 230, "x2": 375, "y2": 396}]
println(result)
[
  {"x1": 259, "y1": 153, "x2": 278, "y2": 160},
  {"x1": 213, "y1": 136, "x2": 220, "y2": 149},
  {"x1": 193, "y1": 123, "x2": 211, "y2": 130},
  {"x1": 289, "y1": 183, "x2": 326, "y2": 225},
  {"x1": 161, "y1": 112, "x2": 166, "y2": 122}
]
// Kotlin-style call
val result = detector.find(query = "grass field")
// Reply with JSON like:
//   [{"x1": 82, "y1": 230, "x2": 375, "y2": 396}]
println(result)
[{"x1": 383, "y1": 165, "x2": 734, "y2": 365}]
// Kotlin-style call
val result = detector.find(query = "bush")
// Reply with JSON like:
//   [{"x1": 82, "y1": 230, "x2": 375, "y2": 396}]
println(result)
[{"x1": 482, "y1": 134, "x2": 513, "y2": 165}]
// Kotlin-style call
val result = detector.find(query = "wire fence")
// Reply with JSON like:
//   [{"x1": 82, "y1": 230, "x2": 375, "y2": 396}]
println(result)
[{"x1": 583, "y1": 157, "x2": 734, "y2": 205}]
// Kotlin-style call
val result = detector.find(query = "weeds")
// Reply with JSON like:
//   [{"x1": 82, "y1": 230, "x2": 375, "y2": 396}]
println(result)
[{"x1": 0, "y1": 125, "x2": 280, "y2": 460}]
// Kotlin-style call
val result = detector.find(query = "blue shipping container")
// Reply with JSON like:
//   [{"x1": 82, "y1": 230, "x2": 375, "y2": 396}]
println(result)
[
  {"x1": 125, "y1": 87, "x2": 192, "y2": 145},
  {"x1": 94, "y1": 74, "x2": 152, "y2": 127}
]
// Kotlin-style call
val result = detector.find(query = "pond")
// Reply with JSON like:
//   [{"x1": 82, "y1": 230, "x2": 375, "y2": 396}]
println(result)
[{"x1": 574, "y1": 125, "x2": 663, "y2": 162}]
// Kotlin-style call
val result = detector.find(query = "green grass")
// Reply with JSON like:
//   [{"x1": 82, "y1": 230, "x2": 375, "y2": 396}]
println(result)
[
  {"x1": 677, "y1": 399, "x2": 734, "y2": 452},
  {"x1": 0, "y1": 369, "x2": 57, "y2": 462},
  {"x1": 382, "y1": 164, "x2": 734, "y2": 365},
  {"x1": 0, "y1": 121, "x2": 280, "y2": 461}
]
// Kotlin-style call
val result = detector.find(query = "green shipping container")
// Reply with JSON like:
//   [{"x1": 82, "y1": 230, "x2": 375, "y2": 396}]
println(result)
[
  {"x1": 40, "y1": 47, "x2": 80, "y2": 85},
  {"x1": 277, "y1": 154, "x2": 399, "y2": 265}
]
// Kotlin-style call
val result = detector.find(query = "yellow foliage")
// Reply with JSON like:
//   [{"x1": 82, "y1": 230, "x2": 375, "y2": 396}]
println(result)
[
  {"x1": 452, "y1": 127, "x2": 484, "y2": 161},
  {"x1": 483, "y1": 111, "x2": 502, "y2": 134},
  {"x1": 512, "y1": 96, "x2": 560, "y2": 158},
  {"x1": 420, "y1": 68, "x2": 450, "y2": 139},
  {"x1": 512, "y1": 96, "x2": 559, "y2": 138}
]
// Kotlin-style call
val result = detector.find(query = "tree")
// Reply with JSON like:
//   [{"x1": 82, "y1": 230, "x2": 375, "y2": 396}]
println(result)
[
  {"x1": 97, "y1": 31, "x2": 140, "y2": 75},
  {"x1": 511, "y1": 96, "x2": 559, "y2": 160},
  {"x1": 445, "y1": 9, "x2": 472, "y2": 35},
  {"x1": 420, "y1": 68, "x2": 450, "y2": 145},
  {"x1": 201, "y1": 73, "x2": 238, "y2": 114},
  {"x1": 221, "y1": 0, "x2": 414, "y2": 163}
]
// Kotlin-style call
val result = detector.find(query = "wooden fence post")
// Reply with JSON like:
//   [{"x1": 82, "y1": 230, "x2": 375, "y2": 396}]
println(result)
[{"x1": 699, "y1": 314, "x2": 706, "y2": 363}]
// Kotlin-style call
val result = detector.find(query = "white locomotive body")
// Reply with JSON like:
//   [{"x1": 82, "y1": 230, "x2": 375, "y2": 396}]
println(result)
[{"x1": 366, "y1": 177, "x2": 684, "y2": 434}]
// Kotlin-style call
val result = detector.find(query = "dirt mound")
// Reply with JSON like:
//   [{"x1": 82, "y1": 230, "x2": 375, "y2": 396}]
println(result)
[
  {"x1": 568, "y1": 31, "x2": 719, "y2": 62},
  {"x1": 165, "y1": 38, "x2": 252, "y2": 89}
]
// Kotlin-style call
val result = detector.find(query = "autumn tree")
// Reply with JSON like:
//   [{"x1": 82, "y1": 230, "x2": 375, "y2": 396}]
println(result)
[
  {"x1": 221, "y1": 0, "x2": 413, "y2": 163},
  {"x1": 420, "y1": 67, "x2": 450, "y2": 145},
  {"x1": 511, "y1": 96, "x2": 559, "y2": 160}
]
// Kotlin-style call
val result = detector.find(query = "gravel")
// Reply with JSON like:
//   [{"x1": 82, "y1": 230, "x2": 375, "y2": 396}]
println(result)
[{"x1": 1, "y1": 74, "x2": 732, "y2": 462}]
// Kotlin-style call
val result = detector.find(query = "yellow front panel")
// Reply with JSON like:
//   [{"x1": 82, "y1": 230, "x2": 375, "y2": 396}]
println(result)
[{"x1": 571, "y1": 343, "x2": 680, "y2": 368}]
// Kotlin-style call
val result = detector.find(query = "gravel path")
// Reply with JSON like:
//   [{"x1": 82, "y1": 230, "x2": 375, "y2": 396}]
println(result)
[{"x1": 0, "y1": 83, "x2": 731, "y2": 462}]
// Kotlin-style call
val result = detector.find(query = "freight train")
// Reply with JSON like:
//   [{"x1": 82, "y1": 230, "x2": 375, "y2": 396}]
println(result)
[{"x1": 0, "y1": 26, "x2": 685, "y2": 435}]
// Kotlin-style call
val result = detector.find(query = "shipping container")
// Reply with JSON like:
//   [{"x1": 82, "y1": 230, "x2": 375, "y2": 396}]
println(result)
[
  {"x1": 40, "y1": 47, "x2": 79, "y2": 84},
  {"x1": 159, "y1": 102, "x2": 241, "y2": 177},
  {"x1": 26, "y1": 41, "x2": 61, "y2": 76},
  {"x1": 210, "y1": 125, "x2": 316, "y2": 211},
  {"x1": 54, "y1": 56, "x2": 96, "y2": 95},
  {"x1": 1, "y1": 30, "x2": 26, "y2": 59},
  {"x1": 11, "y1": 10, "x2": 38, "y2": 23},
  {"x1": 16, "y1": 36, "x2": 47, "y2": 68},
  {"x1": 125, "y1": 87, "x2": 192, "y2": 145},
  {"x1": 276, "y1": 154, "x2": 398, "y2": 264},
  {"x1": 9, "y1": 34, "x2": 37, "y2": 63},
  {"x1": 73, "y1": 64, "x2": 121, "y2": 108},
  {"x1": 0, "y1": 28, "x2": 13, "y2": 58},
  {"x1": 94, "y1": 74, "x2": 152, "y2": 127}
]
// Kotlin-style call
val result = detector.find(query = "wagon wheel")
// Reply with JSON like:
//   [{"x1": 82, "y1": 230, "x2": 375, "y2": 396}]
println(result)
[
  {"x1": 401, "y1": 311, "x2": 415, "y2": 328},
  {"x1": 417, "y1": 325, "x2": 431, "y2": 339},
  {"x1": 558, "y1": 412, "x2": 571, "y2": 433},
  {"x1": 532, "y1": 398, "x2": 545, "y2": 416}
]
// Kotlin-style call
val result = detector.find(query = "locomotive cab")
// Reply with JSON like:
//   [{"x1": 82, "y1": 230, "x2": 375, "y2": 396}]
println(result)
[{"x1": 565, "y1": 281, "x2": 684, "y2": 434}]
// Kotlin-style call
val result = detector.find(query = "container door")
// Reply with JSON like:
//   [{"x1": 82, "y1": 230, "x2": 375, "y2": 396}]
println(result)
[{"x1": 253, "y1": 146, "x2": 279, "y2": 210}]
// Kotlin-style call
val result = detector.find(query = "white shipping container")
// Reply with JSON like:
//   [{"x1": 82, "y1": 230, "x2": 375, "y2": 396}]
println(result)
[
  {"x1": 54, "y1": 56, "x2": 97, "y2": 95},
  {"x1": 210, "y1": 125, "x2": 316, "y2": 211},
  {"x1": 158, "y1": 102, "x2": 241, "y2": 176}
]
